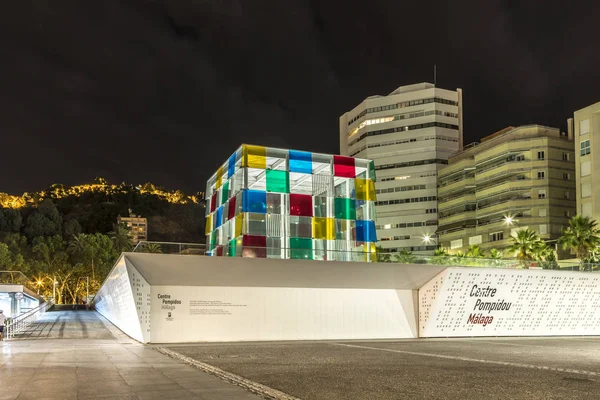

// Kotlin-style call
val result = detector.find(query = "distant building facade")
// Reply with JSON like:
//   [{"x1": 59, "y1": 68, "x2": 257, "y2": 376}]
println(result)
[
  {"x1": 437, "y1": 125, "x2": 576, "y2": 257},
  {"x1": 118, "y1": 210, "x2": 148, "y2": 244},
  {"x1": 339, "y1": 82, "x2": 463, "y2": 255},
  {"x1": 573, "y1": 101, "x2": 600, "y2": 221},
  {"x1": 205, "y1": 144, "x2": 378, "y2": 261}
]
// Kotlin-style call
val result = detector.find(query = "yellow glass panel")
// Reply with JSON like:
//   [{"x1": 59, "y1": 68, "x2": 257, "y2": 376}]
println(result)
[
  {"x1": 216, "y1": 167, "x2": 223, "y2": 189},
  {"x1": 363, "y1": 242, "x2": 376, "y2": 262},
  {"x1": 235, "y1": 213, "x2": 244, "y2": 237},
  {"x1": 312, "y1": 217, "x2": 334, "y2": 240},
  {"x1": 356, "y1": 178, "x2": 376, "y2": 201},
  {"x1": 242, "y1": 145, "x2": 267, "y2": 169},
  {"x1": 205, "y1": 214, "x2": 212, "y2": 234}
]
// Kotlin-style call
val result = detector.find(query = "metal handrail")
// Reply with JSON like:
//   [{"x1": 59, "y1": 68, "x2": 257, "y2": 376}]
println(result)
[{"x1": 5, "y1": 300, "x2": 54, "y2": 339}]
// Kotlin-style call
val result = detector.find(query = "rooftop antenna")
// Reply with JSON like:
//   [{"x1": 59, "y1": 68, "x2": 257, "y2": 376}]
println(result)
[{"x1": 434, "y1": 64, "x2": 437, "y2": 87}]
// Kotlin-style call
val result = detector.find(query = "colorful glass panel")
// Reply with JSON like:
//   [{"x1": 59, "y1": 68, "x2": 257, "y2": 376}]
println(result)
[
  {"x1": 221, "y1": 180, "x2": 230, "y2": 204},
  {"x1": 355, "y1": 178, "x2": 375, "y2": 201},
  {"x1": 210, "y1": 192, "x2": 217, "y2": 212},
  {"x1": 205, "y1": 214, "x2": 212, "y2": 235},
  {"x1": 216, "y1": 167, "x2": 223, "y2": 189},
  {"x1": 289, "y1": 150, "x2": 313, "y2": 174},
  {"x1": 266, "y1": 170, "x2": 290, "y2": 193},
  {"x1": 228, "y1": 239, "x2": 237, "y2": 256},
  {"x1": 356, "y1": 220, "x2": 376, "y2": 242},
  {"x1": 333, "y1": 155, "x2": 356, "y2": 178},
  {"x1": 242, "y1": 145, "x2": 267, "y2": 169},
  {"x1": 242, "y1": 190, "x2": 267, "y2": 214},
  {"x1": 312, "y1": 217, "x2": 334, "y2": 240},
  {"x1": 228, "y1": 153, "x2": 236, "y2": 178},
  {"x1": 334, "y1": 197, "x2": 356, "y2": 220},
  {"x1": 235, "y1": 213, "x2": 244, "y2": 237},
  {"x1": 289, "y1": 237, "x2": 312, "y2": 260},
  {"x1": 289, "y1": 193, "x2": 312, "y2": 216},
  {"x1": 227, "y1": 196, "x2": 236, "y2": 220},
  {"x1": 216, "y1": 206, "x2": 223, "y2": 228}
]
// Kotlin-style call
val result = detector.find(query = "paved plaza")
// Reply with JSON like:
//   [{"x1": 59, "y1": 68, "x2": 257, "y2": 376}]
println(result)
[
  {"x1": 165, "y1": 337, "x2": 600, "y2": 400},
  {"x1": 0, "y1": 310, "x2": 260, "y2": 400}
]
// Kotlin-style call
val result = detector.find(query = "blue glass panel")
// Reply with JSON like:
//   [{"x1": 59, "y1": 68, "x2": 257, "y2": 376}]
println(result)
[
  {"x1": 216, "y1": 206, "x2": 223, "y2": 228},
  {"x1": 356, "y1": 220, "x2": 376, "y2": 242},
  {"x1": 228, "y1": 153, "x2": 236, "y2": 178},
  {"x1": 242, "y1": 190, "x2": 267, "y2": 214},
  {"x1": 289, "y1": 150, "x2": 312, "y2": 174}
]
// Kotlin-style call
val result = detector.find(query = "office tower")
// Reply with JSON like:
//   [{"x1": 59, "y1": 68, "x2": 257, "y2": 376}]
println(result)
[
  {"x1": 339, "y1": 83, "x2": 462, "y2": 254},
  {"x1": 437, "y1": 125, "x2": 575, "y2": 257},
  {"x1": 573, "y1": 101, "x2": 600, "y2": 220}
]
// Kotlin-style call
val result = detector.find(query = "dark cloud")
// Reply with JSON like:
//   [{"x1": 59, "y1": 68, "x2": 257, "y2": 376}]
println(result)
[{"x1": 0, "y1": 0, "x2": 599, "y2": 195}]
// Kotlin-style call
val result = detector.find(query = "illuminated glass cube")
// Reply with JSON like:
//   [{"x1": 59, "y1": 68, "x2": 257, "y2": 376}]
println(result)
[{"x1": 205, "y1": 144, "x2": 378, "y2": 261}]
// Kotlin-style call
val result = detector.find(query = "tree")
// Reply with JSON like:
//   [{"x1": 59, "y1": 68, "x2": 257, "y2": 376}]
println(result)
[
  {"x1": 63, "y1": 219, "x2": 82, "y2": 238},
  {"x1": 489, "y1": 249, "x2": 502, "y2": 259},
  {"x1": 23, "y1": 212, "x2": 59, "y2": 239},
  {"x1": 466, "y1": 245, "x2": 486, "y2": 258},
  {"x1": 109, "y1": 223, "x2": 132, "y2": 253},
  {"x1": 393, "y1": 249, "x2": 416, "y2": 263},
  {"x1": 559, "y1": 215, "x2": 600, "y2": 268},
  {"x1": 144, "y1": 243, "x2": 163, "y2": 253},
  {"x1": 509, "y1": 229, "x2": 540, "y2": 261},
  {"x1": 375, "y1": 245, "x2": 391, "y2": 263},
  {"x1": 431, "y1": 248, "x2": 449, "y2": 265},
  {"x1": 0, "y1": 243, "x2": 11, "y2": 268}
]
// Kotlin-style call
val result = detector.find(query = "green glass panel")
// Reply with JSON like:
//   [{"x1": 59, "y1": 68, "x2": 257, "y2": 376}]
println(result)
[
  {"x1": 334, "y1": 198, "x2": 356, "y2": 220},
  {"x1": 369, "y1": 160, "x2": 376, "y2": 182},
  {"x1": 290, "y1": 237, "x2": 313, "y2": 260},
  {"x1": 228, "y1": 238, "x2": 236, "y2": 257},
  {"x1": 266, "y1": 169, "x2": 290, "y2": 193},
  {"x1": 221, "y1": 180, "x2": 230, "y2": 204},
  {"x1": 209, "y1": 231, "x2": 217, "y2": 251}
]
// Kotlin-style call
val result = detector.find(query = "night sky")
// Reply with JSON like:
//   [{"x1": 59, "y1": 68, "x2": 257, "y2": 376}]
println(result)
[{"x1": 2, "y1": 0, "x2": 599, "y2": 195}]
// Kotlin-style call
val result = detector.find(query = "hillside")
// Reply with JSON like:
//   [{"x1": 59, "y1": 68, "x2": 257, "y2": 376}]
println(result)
[{"x1": 0, "y1": 178, "x2": 206, "y2": 243}]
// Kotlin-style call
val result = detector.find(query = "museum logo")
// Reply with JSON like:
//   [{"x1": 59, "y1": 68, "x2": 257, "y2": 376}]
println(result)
[{"x1": 467, "y1": 285, "x2": 512, "y2": 327}]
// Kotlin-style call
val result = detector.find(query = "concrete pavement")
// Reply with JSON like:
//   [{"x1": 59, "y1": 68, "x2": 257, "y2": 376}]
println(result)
[
  {"x1": 0, "y1": 310, "x2": 262, "y2": 400},
  {"x1": 166, "y1": 337, "x2": 600, "y2": 400}
]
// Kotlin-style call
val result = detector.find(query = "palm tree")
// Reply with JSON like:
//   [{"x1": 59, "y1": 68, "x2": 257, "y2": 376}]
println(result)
[
  {"x1": 466, "y1": 245, "x2": 486, "y2": 258},
  {"x1": 68, "y1": 233, "x2": 96, "y2": 280},
  {"x1": 109, "y1": 223, "x2": 132, "y2": 254},
  {"x1": 376, "y1": 246, "x2": 392, "y2": 263},
  {"x1": 393, "y1": 249, "x2": 416, "y2": 263},
  {"x1": 559, "y1": 215, "x2": 600, "y2": 268},
  {"x1": 509, "y1": 229, "x2": 540, "y2": 261},
  {"x1": 144, "y1": 243, "x2": 163, "y2": 254},
  {"x1": 489, "y1": 249, "x2": 502, "y2": 259},
  {"x1": 431, "y1": 248, "x2": 449, "y2": 265}
]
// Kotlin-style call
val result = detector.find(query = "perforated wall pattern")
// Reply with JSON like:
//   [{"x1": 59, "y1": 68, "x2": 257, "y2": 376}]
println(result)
[{"x1": 419, "y1": 268, "x2": 600, "y2": 337}]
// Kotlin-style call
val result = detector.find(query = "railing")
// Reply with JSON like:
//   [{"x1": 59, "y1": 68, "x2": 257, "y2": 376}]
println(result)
[
  {"x1": 130, "y1": 241, "x2": 600, "y2": 271},
  {"x1": 5, "y1": 300, "x2": 54, "y2": 339},
  {"x1": 132, "y1": 241, "x2": 207, "y2": 255},
  {"x1": 0, "y1": 271, "x2": 29, "y2": 285}
]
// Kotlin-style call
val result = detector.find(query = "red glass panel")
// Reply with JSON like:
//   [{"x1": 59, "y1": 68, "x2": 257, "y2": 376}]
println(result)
[
  {"x1": 210, "y1": 192, "x2": 217, "y2": 212},
  {"x1": 242, "y1": 235, "x2": 266, "y2": 258},
  {"x1": 289, "y1": 194, "x2": 313, "y2": 217},
  {"x1": 333, "y1": 155, "x2": 356, "y2": 178},
  {"x1": 228, "y1": 196, "x2": 236, "y2": 220}
]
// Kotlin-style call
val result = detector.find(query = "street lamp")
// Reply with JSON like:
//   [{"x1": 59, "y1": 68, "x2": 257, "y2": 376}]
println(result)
[
  {"x1": 52, "y1": 279, "x2": 58, "y2": 301},
  {"x1": 423, "y1": 234, "x2": 432, "y2": 243}
]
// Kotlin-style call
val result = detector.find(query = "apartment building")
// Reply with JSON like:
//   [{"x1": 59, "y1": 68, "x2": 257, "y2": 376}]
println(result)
[
  {"x1": 339, "y1": 83, "x2": 463, "y2": 254},
  {"x1": 437, "y1": 125, "x2": 575, "y2": 257},
  {"x1": 118, "y1": 210, "x2": 148, "y2": 244},
  {"x1": 573, "y1": 101, "x2": 600, "y2": 220}
]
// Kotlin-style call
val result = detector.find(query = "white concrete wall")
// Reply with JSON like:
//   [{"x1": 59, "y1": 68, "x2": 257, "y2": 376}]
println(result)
[
  {"x1": 94, "y1": 256, "x2": 146, "y2": 342},
  {"x1": 419, "y1": 268, "x2": 600, "y2": 337},
  {"x1": 149, "y1": 285, "x2": 418, "y2": 343}
]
